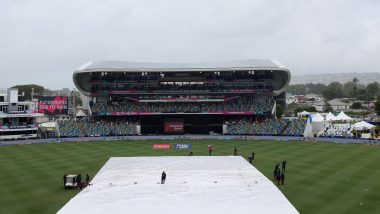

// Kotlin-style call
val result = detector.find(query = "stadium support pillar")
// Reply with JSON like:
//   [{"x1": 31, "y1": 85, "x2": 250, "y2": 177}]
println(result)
[
  {"x1": 136, "y1": 125, "x2": 141, "y2": 135},
  {"x1": 272, "y1": 101, "x2": 276, "y2": 117},
  {"x1": 222, "y1": 125, "x2": 228, "y2": 135}
]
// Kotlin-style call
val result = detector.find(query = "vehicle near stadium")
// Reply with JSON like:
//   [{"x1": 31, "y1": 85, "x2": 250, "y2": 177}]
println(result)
[
  {"x1": 64, "y1": 174, "x2": 79, "y2": 189},
  {"x1": 56, "y1": 59, "x2": 306, "y2": 137}
]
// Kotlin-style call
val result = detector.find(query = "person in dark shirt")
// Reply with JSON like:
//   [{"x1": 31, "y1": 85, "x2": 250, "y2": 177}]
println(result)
[
  {"x1": 77, "y1": 174, "x2": 82, "y2": 189},
  {"x1": 281, "y1": 171, "x2": 285, "y2": 185},
  {"x1": 248, "y1": 157, "x2": 252, "y2": 164},
  {"x1": 63, "y1": 174, "x2": 67, "y2": 188},
  {"x1": 282, "y1": 160, "x2": 287, "y2": 173},
  {"x1": 208, "y1": 145, "x2": 213, "y2": 156},
  {"x1": 233, "y1": 146, "x2": 238, "y2": 156},
  {"x1": 86, "y1": 174, "x2": 90, "y2": 186},
  {"x1": 251, "y1": 152, "x2": 255, "y2": 161},
  {"x1": 161, "y1": 171, "x2": 166, "y2": 184},
  {"x1": 276, "y1": 170, "x2": 281, "y2": 186},
  {"x1": 274, "y1": 163, "x2": 280, "y2": 180}
]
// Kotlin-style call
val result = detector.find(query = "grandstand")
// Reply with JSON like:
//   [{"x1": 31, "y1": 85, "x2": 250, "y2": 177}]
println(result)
[
  {"x1": 58, "y1": 59, "x2": 294, "y2": 136},
  {"x1": 225, "y1": 118, "x2": 307, "y2": 136}
]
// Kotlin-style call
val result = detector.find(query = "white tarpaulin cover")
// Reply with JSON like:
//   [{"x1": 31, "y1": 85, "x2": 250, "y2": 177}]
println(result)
[
  {"x1": 334, "y1": 111, "x2": 353, "y2": 121},
  {"x1": 325, "y1": 112, "x2": 336, "y2": 121},
  {"x1": 312, "y1": 113, "x2": 325, "y2": 122},
  {"x1": 353, "y1": 121, "x2": 375, "y2": 130},
  {"x1": 58, "y1": 157, "x2": 298, "y2": 214}
]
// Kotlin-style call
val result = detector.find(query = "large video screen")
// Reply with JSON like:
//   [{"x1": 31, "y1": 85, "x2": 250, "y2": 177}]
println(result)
[
  {"x1": 38, "y1": 96, "x2": 68, "y2": 115},
  {"x1": 164, "y1": 121, "x2": 184, "y2": 133}
]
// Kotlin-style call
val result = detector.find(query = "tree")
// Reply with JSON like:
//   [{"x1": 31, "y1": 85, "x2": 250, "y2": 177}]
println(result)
[
  {"x1": 351, "y1": 102, "x2": 362, "y2": 109},
  {"x1": 352, "y1": 77, "x2": 359, "y2": 85},
  {"x1": 306, "y1": 83, "x2": 327, "y2": 95},
  {"x1": 322, "y1": 82, "x2": 344, "y2": 100},
  {"x1": 375, "y1": 101, "x2": 380, "y2": 116},
  {"x1": 343, "y1": 81, "x2": 356, "y2": 97},
  {"x1": 323, "y1": 102, "x2": 334, "y2": 112},
  {"x1": 366, "y1": 82, "x2": 380, "y2": 101},
  {"x1": 287, "y1": 84, "x2": 307, "y2": 95},
  {"x1": 276, "y1": 104, "x2": 284, "y2": 118},
  {"x1": 11, "y1": 84, "x2": 44, "y2": 101}
]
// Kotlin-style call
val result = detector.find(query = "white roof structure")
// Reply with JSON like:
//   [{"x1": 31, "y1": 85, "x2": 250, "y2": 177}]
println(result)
[
  {"x1": 334, "y1": 111, "x2": 354, "y2": 121},
  {"x1": 297, "y1": 111, "x2": 310, "y2": 117},
  {"x1": 73, "y1": 59, "x2": 291, "y2": 97},
  {"x1": 311, "y1": 113, "x2": 325, "y2": 122},
  {"x1": 78, "y1": 59, "x2": 287, "y2": 71},
  {"x1": 353, "y1": 121, "x2": 375, "y2": 130},
  {"x1": 325, "y1": 112, "x2": 336, "y2": 121},
  {"x1": 75, "y1": 110, "x2": 86, "y2": 117},
  {"x1": 58, "y1": 157, "x2": 298, "y2": 214}
]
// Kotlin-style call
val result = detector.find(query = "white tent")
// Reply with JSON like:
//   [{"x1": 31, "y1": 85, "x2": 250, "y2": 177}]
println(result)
[
  {"x1": 325, "y1": 112, "x2": 336, "y2": 121},
  {"x1": 297, "y1": 111, "x2": 310, "y2": 117},
  {"x1": 311, "y1": 113, "x2": 325, "y2": 122},
  {"x1": 76, "y1": 110, "x2": 86, "y2": 117},
  {"x1": 333, "y1": 111, "x2": 353, "y2": 121},
  {"x1": 310, "y1": 113, "x2": 328, "y2": 135},
  {"x1": 353, "y1": 121, "x2": 375, "y2": 130}
]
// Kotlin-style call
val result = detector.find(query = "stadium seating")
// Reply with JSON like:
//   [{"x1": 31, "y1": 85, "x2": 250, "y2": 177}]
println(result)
[
  {"x1": 282, "y1": 119, "x2": 307, "y2": 136},
  {"x1": 319, "y1": 124, "x2": 354, "y2": 138},
  {"x1": 57, "y1": 118, "x2": 139, "y2": 137},
  {"x1": 91, "y1": 96, "x2": 274, "y2": 114},
  {"x1": 226, "y1": 118, "x2": 307, "y2": 136}
]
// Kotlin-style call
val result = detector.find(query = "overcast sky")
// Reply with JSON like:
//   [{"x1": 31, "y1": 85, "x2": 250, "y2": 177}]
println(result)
[{"x1": 0, "y1": 0, "x2": 379, "y2": 90}]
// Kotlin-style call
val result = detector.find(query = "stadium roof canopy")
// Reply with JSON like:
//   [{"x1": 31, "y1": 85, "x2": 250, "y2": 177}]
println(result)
[
  {"x1": 58, "y1": 156, "x2": 299, "y2": 214},
  {"x1": 73, "y1": 59, "x2": 291, "y2": 96}
]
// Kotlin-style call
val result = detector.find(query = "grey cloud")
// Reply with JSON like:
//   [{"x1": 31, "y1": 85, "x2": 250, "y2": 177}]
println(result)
[{"x1": 0, "y1": 0, "x2": 379, "y2": 89}]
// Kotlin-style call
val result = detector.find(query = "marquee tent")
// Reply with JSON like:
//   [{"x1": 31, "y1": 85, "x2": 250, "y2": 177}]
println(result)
[
  {"x1": 333, "y1": 111, "x2": 353, "y2": 121},
  {"x1": 353, "y1": 121, "x2": 375, "y2": 130},
  {"x1": 297, "y1": 111, "x2": 310, "y2": 117},
  {"x1": 325, "y1": 112, "x2": 336, "y2": 121},
  {"x1": 311, "y1": 113, "x2": 325, "y2": 122},
  {"x1": 310, "y1": 113, "x2": 328, "y2": 135},
  {"x1": 76, "y1": 110, "x2": 86, "y2": 117}
]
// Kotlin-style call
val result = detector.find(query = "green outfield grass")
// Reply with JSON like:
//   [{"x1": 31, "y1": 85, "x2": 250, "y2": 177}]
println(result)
[{"x1": 0, "y1": 139, "x2": 379, "y2": 213}]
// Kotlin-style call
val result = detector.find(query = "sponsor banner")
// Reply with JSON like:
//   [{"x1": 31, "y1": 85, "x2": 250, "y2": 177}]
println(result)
[
  {"x1": 99, "y1": 111, "x2": 257, "y2": 116},
  {"x1": 164, "y1": 121, "x2": 184, "y2": 133},
  {"x1": 107, "y1": 112, "x2": 155, "y2": 116},
  {"x1": 174, "y1": 144, "x2": 192, "y2": 149},
  {"x1": 38, "y1": 96, "x2": 68, "y2": 115},
  {"x1": 138, "y1": 112, "x2": 156, "y2": 115},
  {"x1": 223, "y1": 111, "x2": 255, "y2": 115},
  {"x1": 153, "y1": 144, "x2": 171, "y2": 150},
  {"x1": 207, "y1": 111, "x2": 256, "y2": 115}
]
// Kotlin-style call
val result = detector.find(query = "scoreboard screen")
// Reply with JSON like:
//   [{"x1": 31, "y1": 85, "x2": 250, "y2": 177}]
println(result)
[{"x1": 164, "y1": 121, "x2": 184, "y2": 133}]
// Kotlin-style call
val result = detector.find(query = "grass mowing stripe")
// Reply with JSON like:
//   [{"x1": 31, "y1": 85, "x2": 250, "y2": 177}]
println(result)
[{"x1": 0, "y1": 139, "x2": 379, "y2": 214}]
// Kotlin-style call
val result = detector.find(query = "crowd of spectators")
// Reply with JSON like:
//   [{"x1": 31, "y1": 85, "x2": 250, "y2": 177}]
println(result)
[
  {"x1": 91, "y1": 82, "x2": 273, "y2": 94},
  {"x1": 226, "y1": 118, "x2": 307, "y2": 136},
  {"x1": 57, "y1": 117, "x2": 139, "y2": 137},
  {"x1": 91, "y1": 96, "x2": 273, "y2": 114},
  {"x1": 319, "y1": 124, "x2": 354, "y2": 138}
]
